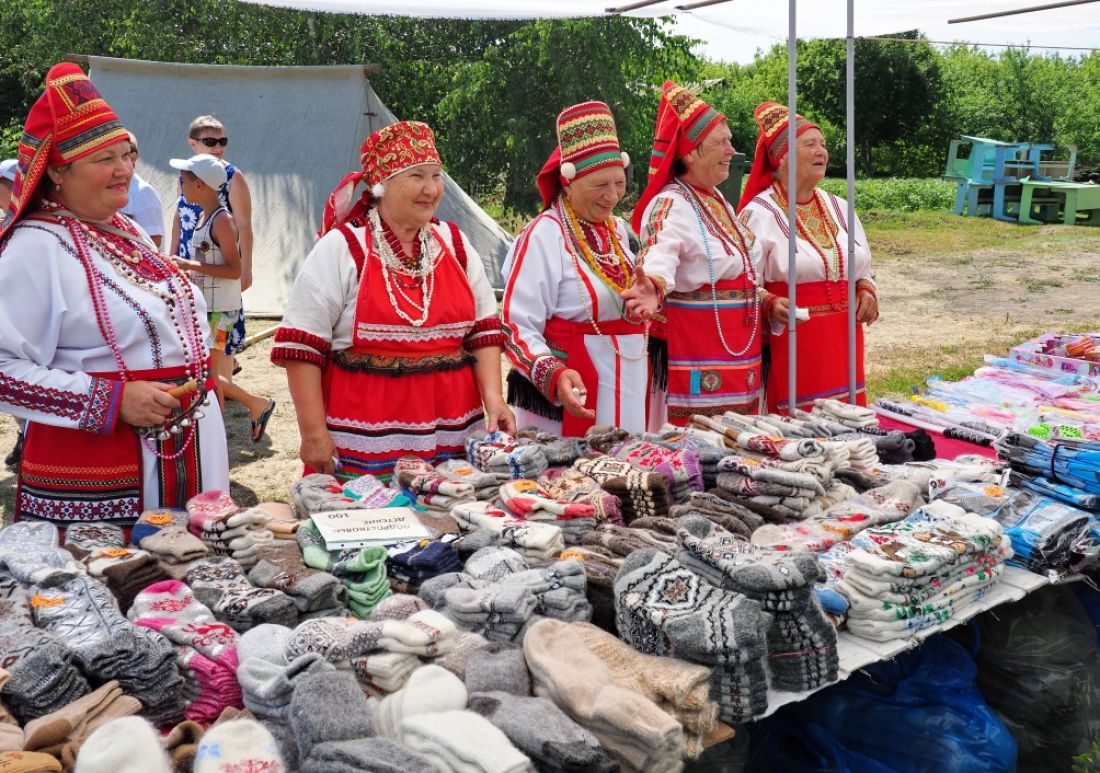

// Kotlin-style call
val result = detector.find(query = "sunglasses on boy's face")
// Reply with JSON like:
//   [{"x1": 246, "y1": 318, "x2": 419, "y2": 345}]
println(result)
[{"x1": 197, "y1": 137, "x2": 228, "y2": 147}]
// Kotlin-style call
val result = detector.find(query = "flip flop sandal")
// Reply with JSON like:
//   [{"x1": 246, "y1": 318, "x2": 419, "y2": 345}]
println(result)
[{"x1": 251, "y1": 399, "x2": 276, "y2": 443}]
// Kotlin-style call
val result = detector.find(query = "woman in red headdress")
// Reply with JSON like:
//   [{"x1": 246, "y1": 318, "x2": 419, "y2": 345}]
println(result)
[
  {"x1": 623, "y1": 81, "x2": 782, "y2": 426},
  {"x1": 737, "y1": 102, "x2": 878, "y2": 413},
  {"x1": 0, "y1": 63, "x2": 229, "y2": 529},
  {"x1": 501, "y1": 101, "x2": 652, "y2": 437},
  {"x1": 272, "y1": 121, "x2": 513, "y2": 479}
]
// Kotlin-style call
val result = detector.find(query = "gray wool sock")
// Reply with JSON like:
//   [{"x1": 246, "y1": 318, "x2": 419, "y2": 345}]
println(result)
[
  {"x1": 290, "y1": 669, "x2": 373, "y2": 762},
  {"x1": 302, "y1": 738, "x2": 436, "y2": 773},
  {"x1": 238, "y1": 624, "x2": 293, "y2": 665},
  {"x1": 369, "y1": 594, "x2": 428, "y2": 622},
  {"x1": 464, "y1": 641, "x2": 530, "y2": 695},
  {"x1": 418, "y1": 572, "x2": 475, "y2": 610},
  {"x1": 469, "y1": 691, "x2": 618, "y2": 773},
  {"x1": 445, "y1": 584, "x2": 538, "y2": 624},
  {"x1": 186, "y1": 556, "x2": 299, "y2": 631},
  {"x1": 614, "y1": 549, "x2": 771, "y2": 668},
  {"x1": 464, "y1": 546, "x2": 530, "y2": 583}
]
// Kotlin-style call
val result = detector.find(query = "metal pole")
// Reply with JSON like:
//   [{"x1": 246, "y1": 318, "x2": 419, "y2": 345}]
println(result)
[
  {"x1": 846, "y1": 0, "x2": 857, "y2": 404},
  {"x1": 949, "y1": 0, "x2": 1099, "y2": 23},
  {"x1": 786, "y1": 0, "x2": 798, "y2": 414}
]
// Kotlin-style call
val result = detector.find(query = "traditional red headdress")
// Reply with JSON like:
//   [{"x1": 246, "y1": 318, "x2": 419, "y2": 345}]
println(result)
[
  {"x1": 631, "y1": 81, "x2": 726, "y2": 233},
  {"x1": 536, "y1": 101, "x2": 629, "y2": 211},
  {"x1": 736, "y1": 101, "x2": 819, "y2": 212},
  {"x1": 318, "y1": 120, "x2": 442, "y2": 238},
  {"x1": 1, "y1": 62, "x2": 129, "y2": 238}
]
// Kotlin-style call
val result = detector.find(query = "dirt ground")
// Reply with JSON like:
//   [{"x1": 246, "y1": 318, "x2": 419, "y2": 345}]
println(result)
[{"x1": 2, "y1": 213, "x2": 1099, "y2": 519}]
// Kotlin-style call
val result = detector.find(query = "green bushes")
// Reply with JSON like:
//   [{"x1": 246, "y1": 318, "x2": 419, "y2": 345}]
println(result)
[{"x1": 817, "y1": 177, "x2": 956, "y2": 212}]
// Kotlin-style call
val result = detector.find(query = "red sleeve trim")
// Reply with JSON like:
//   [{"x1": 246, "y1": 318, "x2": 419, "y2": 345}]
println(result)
[
  {"x1": 270, "y1": 346, "x2": 325, "y2": 368},
  {"x1": 274, "y1": 327, "x2": 331, "y2": 354}
]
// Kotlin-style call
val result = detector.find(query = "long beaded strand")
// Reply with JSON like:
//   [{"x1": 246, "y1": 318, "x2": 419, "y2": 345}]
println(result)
[
  {"x1": 772, "y1": 185, "x2": 846, "y2": 308},
  {"x1": 555, "y1": 196, "x2": 649, "y2": 362},
  {"x1": 674, "y1": 180, "x2": 761, "y2": 358},
  {"x1": 369, "y1": 207, "x2": 437, "y2": 327}
]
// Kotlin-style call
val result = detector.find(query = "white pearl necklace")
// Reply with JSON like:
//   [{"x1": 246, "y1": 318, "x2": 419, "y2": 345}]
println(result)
[{"x1": 369, "y1": 208, "x2": 438, "y2": 327}]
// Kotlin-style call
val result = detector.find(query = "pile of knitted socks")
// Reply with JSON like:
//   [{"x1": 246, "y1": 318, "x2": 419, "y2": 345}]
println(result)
[
  {"x1": 185, "y1": 555, "x2": 298, "y2": 630},
  {"x1": 812, "y1": 398, "x2": 878, "y2": 429},
  {"x1": 839, "y1": 501, "x2": 1010, "y2": 641},
  {"x1": 574, "y1": 456, "x2": 671, "y2": 522},
  {"x1": 292, "y1": 473, "x2": 372, "y2": 516},
  {"x1": 466, "y1": 431, "x2": 549, "y2": 480},
  {"x1": 186, "y1": 491, "x2": 274, "y2": 570},
  {"x1": 538, "y1": 468, "x2": 625, "y2": 526},
  {"x1": 751, "y1": 479, "x2": 924, "y2": 552},
  {"x1": 394, "y1": 456, "x2": 476, "y2": 512},
  {"x1": 676, "y1": 515, "x2": 838, "y2": 692},
  {"x1": 609, "y1": 439, "x2": 705, "y2": 500},
  {"x1": 465, "y1": 549, "x2": 592, "y2": 623},
  {"x1": 499, "y1": 480, "x2": 596, "y2": 544},
  {"x1": 670, "y1": 491, "x2": 764, "y2": 540},
  {"x1": 63, "y1": 523, "x2": 167, "y2": 612},
  {"x1": 581, "y1": 522, "x2": 677, "y2": 558},
  {"x1": 296, "y1": 520, "x2": 392, "y2": 617},
  {"x1": 131, "y1": 509, "x2": 210, "y2": 579},
  {"x1": 614, "y1": 549, "x2": 772, "y2": 722},
  {"x1": 247, "y1": 541, "x2": 348, "y2": 618},
  {"x1": 436, "y1": 458, "x2": 508, "y2": 500},
  {"x1": 453, "y1": 501, "x2": 565, "y2": 562},
  {"x1": 341, "y1": 473, "x2": 412, "y2": 508},
  {"x1": 129, "y1": 580, "x2": 243, "y2": 722},
  {"x1": 514, "y1": 428, "x2": 591, "y2": 466},
  {"x1": 419, "y1": 572, "x2": 540, "y2": 643},
  {"x1": 387, "y1": 539, "x2": 463, "y2": 593}
]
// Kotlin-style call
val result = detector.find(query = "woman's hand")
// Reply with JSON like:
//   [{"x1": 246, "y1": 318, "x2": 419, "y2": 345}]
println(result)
[
  {"x1": 484, "y1": 396, "x2": 516, "y2": 435},
  {"x1": 300, "y1": 428, "x2": 339, "y2": 475},
  {"x1": 856, "y1": 290, "x2": 879, "y2": 326},
  {"x1": 120, "y1": 381, "x2": 179, "y2": 427},
  {"x1": 169, "y1": 255, "x2": 198, "y2": 272},
  {"x1": 769, "y1": 296, "x2": 790, "y2": 327},
  {"x1": 619, "y1": 264, "x2": 661, "y2": 322},
  {"x1": 556, "y1": 369, "x2": 595, "y2": 420}
]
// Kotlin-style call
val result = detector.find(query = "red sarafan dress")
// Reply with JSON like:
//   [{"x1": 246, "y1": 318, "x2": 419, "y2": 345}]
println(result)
[{"x1": 272, "y1": 217, "x2": 502, "y2": 479}]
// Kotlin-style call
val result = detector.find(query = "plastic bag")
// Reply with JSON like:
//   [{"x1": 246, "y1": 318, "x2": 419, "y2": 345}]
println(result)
[
  {"x1": 748, "y1": 635, "x2": 1016, "y2": 772},
  {"x1": 967, "y1": 584, "x2": 1100, "y2": 771}
]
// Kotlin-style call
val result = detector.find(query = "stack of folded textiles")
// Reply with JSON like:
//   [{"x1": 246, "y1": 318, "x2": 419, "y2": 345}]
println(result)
[
  {"x1": 820, "y1": 436, "x2": 881, "y2": 473},
  {"x1": 341, "y1": 473, "x2": 412, "y2": 508},
  {"x1": 574, "y1": 456, "x2": 672, "y2": 522},
  {"x1": 185, "y1": 555, "x2": 299, "y2": 630},
  {"x1": 19, "y1": 679, "x2": 142, "y2": 768},
  {"x1": 676, "y1": 516, "x2": 838, "y2": 692},
  {"x1": 609, "y1": 439, "x2": 705, "y2": 501},
  {"x1": 394, "y1": 456, "x2": 476, "y2": 511},
  {"x1": 713, "y1": 456, "x2": 826, "y2": 522},
  {"x1": 435, "y1": 458, "x2": 508, "y2": 500},
  {"x1": 647, "y1": 428, "x2": 730, "y2": 489},
  {"x1": 296, "y1": 519, "x2": 393, "y2": 617},
  {"x1": 466, "y1": 431, "x2": 549, "y2": 480},
  {"x1": 538, "y1": 468, "x2": 625, "y2": 526},
  {"x1": 523, "y1": 617, "x2": 685, "y2": 772},
  {"x1": 751, "y1": 479, "x2": 924, "y2": 552},
  {"x1": 129, "y1": 580, "x2": 243, "y2": 722},
  {"x1": 293, "y1": 473, "x2": 373, "y2": 516},
  {"x1": 558, "y1": 546, "x2": 623, "y2": 632},
  {"x1": 839, "y1": 500, "x2": 1011, "y2": 641},
  {"x1": 131, "y1": 508, "x2": 210, "y2": 579},
  {"x1": 464, "y1": 548, "x2": 592, "y2": 623},
  {"x1": 255, "y1": 501, "x2": 307, "y2": 539},
  {"x1": 186, "y1": 491, "x2": 274, "y2": 570},
  {"x1": 387, "y1": 538, "x2": 463, "y2": 593},
  {"x1": 615, "y1": 549, "x2": 772, "y2": 722},
  {"x1": 63, "y1": 523, "x2": 167, "y2": 612},
  {"x1": 499, "y1": 480, "x2": 596, "y2": 544},
  {"x1": 987, "y1": 488, "x2": 1091, "y2": 574},
  {"x1": 30, "y1": 573, "x2": 186, "y2": 726},
  {"x1": 419, "y1": 572, "x2": 540, "y2": 643},
  {"x1": 581, "y1": 522, "x2": 678, "y2": 557},
  {"x1": 833, "y1": 430, "x2": 916, "y2": 465},
  {"x1": 0, "y1": 521, "x2": 86, "y2": 588},
  {"x1": 670, "y1": 491, "x2": 764, "y2": 540},
  {"x1": 514, "y1": 429, "x2": 591, "y2": 467},
  {"x1": 812, "y1": 398, "x2": 879, "y2": 429},
  {"x1": 0, "y1": 575, "x2": 91, "y2": 723},
  {"x1": 248, "y1": 541, "x2": 348, "y2": 618},
  {"x1": 571, "y1": 620, "x2": 720, "y2": 759},
  {"x1": 284, "y1": 610, "x2": 458, "y2": 671},
  {"x1": 453, "y1": 501, "x2": 565, "y2": 562}
]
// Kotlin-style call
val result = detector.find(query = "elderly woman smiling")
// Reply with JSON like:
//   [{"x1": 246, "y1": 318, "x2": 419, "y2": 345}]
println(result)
[
  {"x1": 272, "y1": 120, "x2": 513, "y2": 479},
  {"x1": 0, "y1": 63, "x2": 228, "y2": 528},
  {"x1": 738, "y1": 102, "x2": 878, "y2": 412},
  {"x1": 502, "y1": 101, "x2": 653, "y2": 436}
]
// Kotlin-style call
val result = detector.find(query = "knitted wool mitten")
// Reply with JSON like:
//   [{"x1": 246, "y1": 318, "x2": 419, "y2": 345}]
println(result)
[{"x1": 499, "y1": 480, "x2": 596, "y2": 520}]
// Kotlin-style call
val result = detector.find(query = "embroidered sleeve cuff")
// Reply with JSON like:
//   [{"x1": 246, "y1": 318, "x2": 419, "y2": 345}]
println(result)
[
  {"x1": 274, "y1": 326, "x2": 332, "y2": 354},
  {"x1": 80, "y1": 377, "x2": 123, "y2": 435},
  {"x1": 270, "y1": 346, "x2": 325, "y2": 368},
  {"x1": 531, "y1": 355, "x2": 568, "y2": 403},
  {"x1": 464, "y1": 317, "x2": 505, "y2": 350}
]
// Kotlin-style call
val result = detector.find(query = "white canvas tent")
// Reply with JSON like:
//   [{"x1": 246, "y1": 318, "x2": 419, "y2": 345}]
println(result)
[{"x1": 87, "y1": 56, "x2": 514, "y2": 315}]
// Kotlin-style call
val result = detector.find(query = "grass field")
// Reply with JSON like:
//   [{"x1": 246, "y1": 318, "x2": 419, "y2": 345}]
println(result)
[{"x1": 2, "y1": 210, "x2": 1099, "y2": 519}]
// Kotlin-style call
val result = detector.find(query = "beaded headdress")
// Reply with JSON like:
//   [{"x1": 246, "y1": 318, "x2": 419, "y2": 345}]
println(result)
[
  {"x1": 319, "y1": 120, "x2": 443, "y2": 238},
  {"x1": 631, "y1": 81, "x2": 726, "y2": 233},
  {"x1": 536, "y1": 101, "x2": 630, "y2": 211},
  {"x1": 1, "y1": 62, "x2": 129, "y2": 238},
  {"x1": 736, "y1": 101, "x2": 819, "y2": 212}
]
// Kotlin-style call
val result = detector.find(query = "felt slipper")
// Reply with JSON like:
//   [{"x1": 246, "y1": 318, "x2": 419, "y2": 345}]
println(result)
[{"x1": 251, "y1": 398, "x2": 276, "y2": 443}]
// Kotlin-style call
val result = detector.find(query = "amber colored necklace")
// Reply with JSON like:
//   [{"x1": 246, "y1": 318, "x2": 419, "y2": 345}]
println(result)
[{"x1": 558, "y1": 196, "x2": 633, "y2": 295}]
